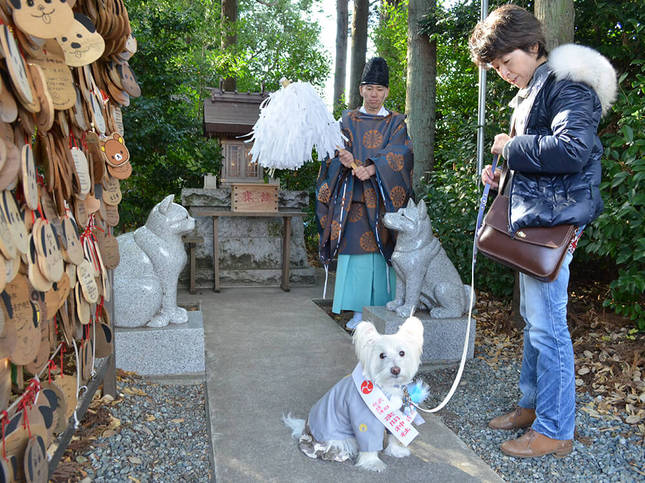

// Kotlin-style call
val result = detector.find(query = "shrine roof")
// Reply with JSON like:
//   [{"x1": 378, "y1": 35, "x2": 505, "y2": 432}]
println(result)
[{"x1": 203, "y1": 88, "x2": 269, "y2": 138}]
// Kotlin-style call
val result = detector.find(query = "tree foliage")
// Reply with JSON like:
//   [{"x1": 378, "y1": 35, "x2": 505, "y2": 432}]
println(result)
[
  {"x1": 573, "y1": 0, "x2": 645, "y2": 326},
  {"x1": 372, "y1": 1, "x2": 408, "y2": 113},
  {"x1": 220, "y1": 0, "x2": 330, "y2": 92},
  {"x1": 121, "y1": 0, "x2": 222, "y2": 230},
  {"x1": 373, "y1": 0, "x2": 644, "y2": 325},
  {"x1": 120, "y1": 0, "x2": 329, "y2": 232}
]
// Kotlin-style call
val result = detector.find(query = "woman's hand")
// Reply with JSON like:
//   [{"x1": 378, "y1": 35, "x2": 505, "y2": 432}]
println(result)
[
  {"x1": 481, "y1": 164, "x2": 501, "y2": 189},
  {"x1": 353, "y1": 164, "x2": 375, "y2": 181},
  {"x1": 491, "y1": 133, "x2": 511, "y2": 155}
]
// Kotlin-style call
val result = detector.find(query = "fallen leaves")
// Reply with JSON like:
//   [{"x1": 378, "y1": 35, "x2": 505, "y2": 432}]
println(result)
[
  {"x1": 116, "y1": 369, "x2": 141, "y2": 382},
  {"x1": 475, "y1": 286, "x2": 644, "y2": 438},
  {"x1": 122, "y1": 387, "x2": 148, "y2": 397}
]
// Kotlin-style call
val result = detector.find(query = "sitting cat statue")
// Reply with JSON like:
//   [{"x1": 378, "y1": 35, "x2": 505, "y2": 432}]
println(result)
[{"x1": 114, "y1": 195, "x2": 195, "y2": 328}]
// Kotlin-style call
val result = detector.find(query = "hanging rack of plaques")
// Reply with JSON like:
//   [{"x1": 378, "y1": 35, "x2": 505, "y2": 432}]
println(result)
[{"x1": 0, "y1": 0, "x2": 140, "y2": 480}]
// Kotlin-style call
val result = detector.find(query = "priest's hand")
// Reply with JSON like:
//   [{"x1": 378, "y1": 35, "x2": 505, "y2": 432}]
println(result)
[
  {"x1": 354, "y1": 165, "x2": 375, "y2": 181},
  {"x1": 337, "y1": 148, "x2": 355, "y2": 168}
]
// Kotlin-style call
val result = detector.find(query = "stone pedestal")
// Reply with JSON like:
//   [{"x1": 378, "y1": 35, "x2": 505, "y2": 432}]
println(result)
[
  {"x1": 363, "y1": 306, "x2": 475, "y2": 366},
  {"x1": 115, "y1": 310, "x2": 205, "y2": 376},
  {"x1": 180, "y1": 187, "x2": 316, "y2": 289}
]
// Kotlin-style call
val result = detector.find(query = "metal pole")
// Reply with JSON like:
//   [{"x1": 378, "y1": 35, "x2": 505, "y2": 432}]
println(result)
[{"x1": 476, "y1": 0, "x2": 489, "y2": 176}]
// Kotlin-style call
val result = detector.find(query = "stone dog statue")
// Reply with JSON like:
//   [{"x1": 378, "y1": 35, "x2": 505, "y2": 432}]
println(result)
[
  {"x1": 383, "y1": 199, "x2": 471, "y2": 319},
  {"x1": 114, "y1": 195, "x2": 195, "y2": 328}
]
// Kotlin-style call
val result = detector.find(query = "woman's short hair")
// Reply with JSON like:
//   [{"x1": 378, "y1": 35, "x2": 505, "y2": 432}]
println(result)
[{"x1": 469, "y1": 4, "x2": 547, "y2": 68}]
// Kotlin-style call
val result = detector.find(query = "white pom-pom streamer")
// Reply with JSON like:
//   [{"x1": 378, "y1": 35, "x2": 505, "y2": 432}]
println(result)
[{"x1": 246, "y1": 80, "x2": 344, "y2": 170}]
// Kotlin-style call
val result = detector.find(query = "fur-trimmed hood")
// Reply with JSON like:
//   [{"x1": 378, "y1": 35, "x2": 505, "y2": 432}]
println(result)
[{"x1": 549, "y1": 44, "x2": 617, "y2": 116}]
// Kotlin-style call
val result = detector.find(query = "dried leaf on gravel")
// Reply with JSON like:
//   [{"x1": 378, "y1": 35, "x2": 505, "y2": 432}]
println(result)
[
  {"x1": 50, "y1": 459, "x2": 87, "y2": 482},
  {"x1": 123, "y1": 387, "x2": 148, "y2": 397},
  {"x1": 474, "y1": 286, "x2": 644, "y2": 435}
]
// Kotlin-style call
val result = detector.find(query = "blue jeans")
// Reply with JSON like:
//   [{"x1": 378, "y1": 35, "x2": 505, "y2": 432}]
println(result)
[{"x1": 518, "y1": 251, "x2": 575, "y2": 440}]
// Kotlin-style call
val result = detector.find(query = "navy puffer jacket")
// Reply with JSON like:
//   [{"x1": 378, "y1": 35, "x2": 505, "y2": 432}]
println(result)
[{"x1": 504, "y1": 44, "x2": 617, "y2": 234}]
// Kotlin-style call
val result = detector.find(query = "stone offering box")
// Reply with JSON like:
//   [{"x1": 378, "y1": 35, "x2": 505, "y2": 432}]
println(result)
[{"x1": 181, "y1": 187, "x2": 316, "y2": 289}]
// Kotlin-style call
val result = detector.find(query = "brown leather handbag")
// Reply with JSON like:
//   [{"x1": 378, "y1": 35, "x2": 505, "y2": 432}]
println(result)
[{"x1": 476, "y1": 167, "x2": 577, "y2": 283}]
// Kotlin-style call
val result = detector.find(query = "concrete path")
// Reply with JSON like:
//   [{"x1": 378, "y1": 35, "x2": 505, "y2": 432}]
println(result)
[{"x1": 179, "y1": 285, "x2": 502, "y2": 483}]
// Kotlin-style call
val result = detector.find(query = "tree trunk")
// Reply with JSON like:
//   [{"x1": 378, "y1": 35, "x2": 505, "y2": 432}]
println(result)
[
  {"x1": 348, "y1": 0, "x2": 369, "y2": 109},
  {"x1": 534, "y1": 0, "x2": 574, "y2": 51},
  {"x1": 405, "y1": 0, "x2": 436, "y2": 193},
  {"x1": 221, "y1": 0, "x2": 238, "y2": 91},
  {"x1": 333, "y1": 0, "x2": 349, "y2": 109}
]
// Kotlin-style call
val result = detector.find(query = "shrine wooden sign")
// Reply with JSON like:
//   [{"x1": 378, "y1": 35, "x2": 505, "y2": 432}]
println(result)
[{"x1": 231, "y1": 183, "x2": 278, "y2": 212}]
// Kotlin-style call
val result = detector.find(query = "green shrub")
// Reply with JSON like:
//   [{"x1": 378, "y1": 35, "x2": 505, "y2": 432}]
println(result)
[
  {"x1": 581, "y1": 62, "x2": 645, "y2": 328},
  {"x1": 420, "y1": 163, "x2": 514, "y2": 299}
]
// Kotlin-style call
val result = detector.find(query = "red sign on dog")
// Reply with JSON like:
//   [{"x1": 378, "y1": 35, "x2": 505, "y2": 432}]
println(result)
[{"x1": 361, "y1": 380, "x2": 373, "y2": 394}]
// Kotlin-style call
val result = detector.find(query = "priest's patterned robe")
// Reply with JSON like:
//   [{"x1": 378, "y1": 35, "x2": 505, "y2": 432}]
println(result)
[{"x1": 316, "y1": 109, "x2": 414, "y2": 264}]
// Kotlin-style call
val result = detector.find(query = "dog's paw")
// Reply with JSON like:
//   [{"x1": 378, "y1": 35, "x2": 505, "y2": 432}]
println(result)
[
  {"x1": 168, "y1": 306, "x2": 189, "y2": 324},
  {"x1": 385, "y1": 299, "x2": 403, "y2": 311},
  {"x1": 384, "y1": 442, "x2": 411, "y2": 458},
  {"x1": 395, "y1": 304, "x2": 415, "y2": 318},
  {"x1": 430, "y1": 306, "x2": 460, "y2": 319},
  {"x1": 355, "y1": 452, "x2": 386, "y2": 472},
  {"x1": 147, "y1": 312, "x2": 170, "y2": 328}
]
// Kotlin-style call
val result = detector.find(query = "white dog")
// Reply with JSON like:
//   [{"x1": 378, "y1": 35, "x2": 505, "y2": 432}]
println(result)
[{"x1": 284, "y1": 317, "x2": 427, "y2": 472}]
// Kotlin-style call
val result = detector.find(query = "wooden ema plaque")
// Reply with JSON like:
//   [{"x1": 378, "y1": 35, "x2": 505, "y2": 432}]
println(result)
[{"x1": 231, "y1": 183, "x2": 278, "y2": 213}]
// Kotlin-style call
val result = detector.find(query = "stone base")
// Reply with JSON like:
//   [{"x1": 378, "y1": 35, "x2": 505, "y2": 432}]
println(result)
[
  {"x1": 363, "y1": 306, "x2": 475, "y2": 366},
  {"x1": 115, "y1": 310, "x2": 205, "y2": 376}
]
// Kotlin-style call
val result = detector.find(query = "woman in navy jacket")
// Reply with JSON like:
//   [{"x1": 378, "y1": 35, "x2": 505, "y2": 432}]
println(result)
[{"x1": 469, "y1": 4, "x2": 616, "y2": 458}]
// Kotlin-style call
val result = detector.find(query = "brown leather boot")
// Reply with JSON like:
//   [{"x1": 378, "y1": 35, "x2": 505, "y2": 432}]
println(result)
[
  {"x1": 501, "y1": 429, "x2": 573, "y2": 458},
  {"x1": 488, "y1": 407, "x2": 536, "y2": 430}
]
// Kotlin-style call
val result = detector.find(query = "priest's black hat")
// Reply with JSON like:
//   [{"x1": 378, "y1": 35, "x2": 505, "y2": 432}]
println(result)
[{"x1": 360, "y1": 57, "x2": 389, "y2": 87}]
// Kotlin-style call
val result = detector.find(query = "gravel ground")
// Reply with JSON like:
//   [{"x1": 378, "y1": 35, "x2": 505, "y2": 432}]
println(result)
[
  {"x1": 57, "y1": 318, "x2": 641, "y2": 482},
  {"x1": 72, "y1": 362, "x2": 642, "y2": 483},
  {"x1": 78, "y1": 378, "x2": 212, "y2": 482},
  {"x1": 419, "y1": 357, "x2": 644, "y2": 482}
]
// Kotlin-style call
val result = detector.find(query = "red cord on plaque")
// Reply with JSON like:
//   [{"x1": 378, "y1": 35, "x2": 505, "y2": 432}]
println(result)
[
  {"x1": 47, "y1": 360, "x2": 57, "y2": 384},
  {"x1": 1, "y1": 410, "x2": 9, "y2": 463}
]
